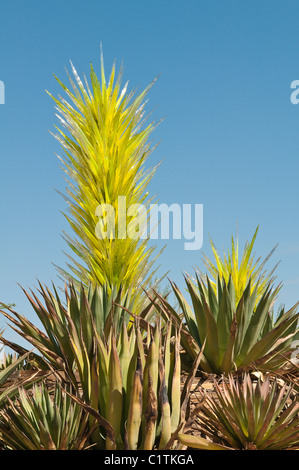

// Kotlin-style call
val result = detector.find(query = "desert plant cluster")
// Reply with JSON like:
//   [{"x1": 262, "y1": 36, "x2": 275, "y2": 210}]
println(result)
[{"x1": 0, "y1": 56, "x2": 298, "y2": 451}]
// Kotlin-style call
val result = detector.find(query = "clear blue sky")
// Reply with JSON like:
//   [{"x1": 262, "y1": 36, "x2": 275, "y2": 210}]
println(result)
[{"x1": 1, "y1": 0, "x2": 299, "y2": 344}]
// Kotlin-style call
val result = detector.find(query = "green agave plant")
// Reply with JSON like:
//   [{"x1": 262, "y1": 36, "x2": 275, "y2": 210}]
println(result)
[
  {"x1": 0, "y1": 383, "x2": 91, "y2": 450},
  {"x1": 178, "y1": 374, "x2": 299, "y2": 450},
  {"x1": 156, "y1": 274, "x2": 299, "y2": 374},
  {"x1": 0, "y1": 348, "x2": 42, "y2": 412},
  {"x1": 68, "y1": 318, "x2": 182, "y2": 450},
  {"x1": 0, "y1": 282, "x2": 185, "y2": 450},
  {"x1": 48, "y1": 51, "x2": 163, "y2": 307},
  {"x1": 0, "y1": 282, "x2": 140, "y2": 371},
  {"x1": 201, "y1": 226, "x2": 279, "y2": 306}
]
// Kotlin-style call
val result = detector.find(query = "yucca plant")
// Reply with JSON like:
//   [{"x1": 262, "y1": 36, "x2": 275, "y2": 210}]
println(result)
[
  {"x1": 0, "y1": 383, "x2": 91, "y2": 450},
  {"x1": 156, "y1": 274, "x2": 299, "y2": 374},
  {"x1": 201, "y1": 226, "x2": 279, "y2": 305},
  {"x1": 178, "y1": 374, "x2": 299, "y2": 450},
  {"x1": 48, "y1": 52, "x2": 163, "y2": 307}
]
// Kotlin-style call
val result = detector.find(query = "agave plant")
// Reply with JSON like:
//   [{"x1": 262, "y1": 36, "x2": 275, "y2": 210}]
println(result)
[
  {"x1": 48, "y1": 51, "x2": 163, "y2": 307},
  {"x1": 156, "y1": 274, "x2": 299, "y2": 374},
  {"x1": 0, "y1": 348, "x2": 42, "y2": 410},
  {"x1": 201, "y1": 226, "x2": 279, "y2": 305},
  {"x1": 62, "y1": 317, "x2": 182, "y2": 450},
  {"x1": 0, "y1": 282, "x2": 184, "y2": 449},
  {"x1": 0, "y1": 282, "x2": 139, "y2": 371},
  {"x1": 0, "y1": 383, "x2": 91, "y2": 450},
  {"x1": 178, "y1": 374, "x2": 299, "y2": 450}
]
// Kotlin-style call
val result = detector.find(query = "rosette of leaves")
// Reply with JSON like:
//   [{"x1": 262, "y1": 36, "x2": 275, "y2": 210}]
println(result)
[
  {"x1": 0, "y1": 282, "x2": 184, "y2": 450},
  {"x1": 178, "y1": 374, "x2": 299, "y2": 450},
  {"x1": 0, "y1": 383, "x2": 91, "y2": 450},
  {"x1": 156, "y1": 274, "x2": 299, "y2": 374}
]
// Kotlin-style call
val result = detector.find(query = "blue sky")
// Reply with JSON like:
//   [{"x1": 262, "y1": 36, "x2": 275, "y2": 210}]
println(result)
[{"x1": 1, "y1": 0, "x2": 299, "y2": 344}]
